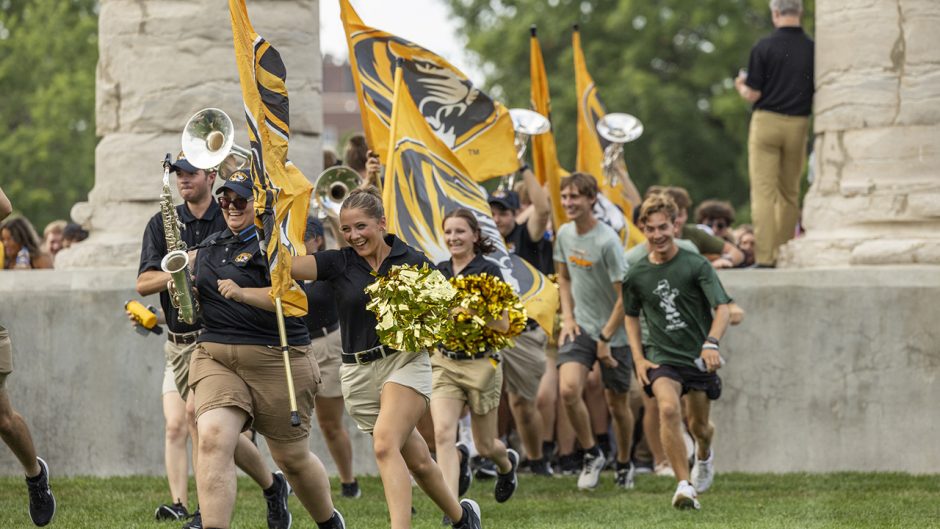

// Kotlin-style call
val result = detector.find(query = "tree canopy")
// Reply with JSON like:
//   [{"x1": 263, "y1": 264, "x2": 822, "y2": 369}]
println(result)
[
  {"x1": 445, "y1": 0, "x2": 814, "y2": 218},
  {"x1": 0, "y1": 0, "x2": 98, "y2": 231}
]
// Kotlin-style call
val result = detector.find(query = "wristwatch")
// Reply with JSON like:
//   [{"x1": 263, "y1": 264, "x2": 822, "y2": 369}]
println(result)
[
  {"x1": 705, "y1": 336, "x2": 720, "y2": 346},
  {"x1": 598, "y1": 332, "x2": 611, "y2": 343}
]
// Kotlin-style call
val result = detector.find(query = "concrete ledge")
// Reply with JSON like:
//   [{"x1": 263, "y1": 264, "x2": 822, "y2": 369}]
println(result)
[{"x1": 1, "y1": 267, "x2": 938, "y2": 475}]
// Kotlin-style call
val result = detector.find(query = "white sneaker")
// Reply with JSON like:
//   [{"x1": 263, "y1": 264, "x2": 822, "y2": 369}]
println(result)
[
  {"x1": 654, "y1": 461, "x2": 675, "y2": 477},
  {"x1": 577, "y1": 449, "x2": 606, "y2": 490},
  {"x1": 671, "y1": 480, "x2": 701, "y2": 510},
  {"x1": 691, "y1": 450, "x2": 715, "y2": 493}
]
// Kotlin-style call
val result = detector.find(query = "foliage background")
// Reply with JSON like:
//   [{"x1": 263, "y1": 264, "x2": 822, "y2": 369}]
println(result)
[
  {"x1": 0, "y1": 0, "x2": 98, "y2": 230},
  {"x1": 446, "y1": 0, "x2": 815, "y2": 222}
]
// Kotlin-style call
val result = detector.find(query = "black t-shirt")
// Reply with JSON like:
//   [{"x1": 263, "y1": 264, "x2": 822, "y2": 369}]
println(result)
[
  {"x1": 506, "y1": 222, "x2": 554, "y2": 275},
  {"x1": 315, "y1": 234, "x2": 433, "y2": 354},
  {"x1": 436, "y1": 253, "x2": 504, "y2": 282},
  {"x1": 746, "y1": 27, "x2": 814, "y2": 116},
  {"x1": 302, "y1": 281, "x2": 340, "y2": 332},
  {"x1": 137, "y1": 200, "x2": 227, "y2": 334},
  {"x1": 193, "y1": 227, "x2": 310, "y2": 346}
]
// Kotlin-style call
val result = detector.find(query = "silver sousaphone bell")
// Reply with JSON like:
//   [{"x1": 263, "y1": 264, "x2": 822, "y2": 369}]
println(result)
[
  {"x1": 312, "y1": 165, "x2": 362, "y2": 219},
  {"x1": 181, "y1": 108, "x2": 253, "y2": 180},
  {"x1": 503, "y1": 108, "x2": 551, "y2": 191},
  {"x1": 596, "y1": 113, "x2": 643, "y2": 188}
]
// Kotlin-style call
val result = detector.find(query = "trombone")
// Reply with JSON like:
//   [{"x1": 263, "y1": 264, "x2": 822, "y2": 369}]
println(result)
[
  {"x1": 596, "y1": 113, "x2": 643, "y2": 188},
  {"x1": 502, "y1": 108, "x2": 551, "y2": 192},
  {"x1": 181, "y1": 108, "x2": 252, "y2": 179}
]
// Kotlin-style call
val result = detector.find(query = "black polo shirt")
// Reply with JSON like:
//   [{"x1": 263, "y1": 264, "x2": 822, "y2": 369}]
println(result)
[
  {"x1": 314, "y1": 234, "x2": 432, "y2": 354},
  {"x1": 138, "y1": 200, "x2": 227, "y2": 334},
  {"x1": 302, "y1": 281, "x2": 340, "y2": 332},
  {"x1": 506, "y1": 222, "x2": 554, "y2": 275},
  {"x1": 436, "y1": 252, "x2": 503, "y2": 281},
  {"x1": 745, "y1": 26, "x2": 814, "y2": 116},
  {"x1": 193, "y1": 227, "x2": 310, "y2": 346}
]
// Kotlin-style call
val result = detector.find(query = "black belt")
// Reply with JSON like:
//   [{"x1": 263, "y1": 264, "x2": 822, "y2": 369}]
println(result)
[
  {"x1": 167, "y1": 330, "x2": 201, "y2": 346},
  {"x1": 342, "y1": 344, "x2": 399, "y2": 365},
  {"x1": 440, "y1": 349, "x2": 492, "y2": 361},
  {"x1": 309, "y1": 322, "x2": 339, "y2": 340}
]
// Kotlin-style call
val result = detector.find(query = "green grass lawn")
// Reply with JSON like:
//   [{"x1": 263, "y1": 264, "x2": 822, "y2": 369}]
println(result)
[{"x1": 1, "y1": 472, "x2": 938, "y2": 528}]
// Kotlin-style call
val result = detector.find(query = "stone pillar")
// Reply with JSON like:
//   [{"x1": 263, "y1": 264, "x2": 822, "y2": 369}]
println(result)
[
  {"x1": 780, "y1": 0, "x2": 940, "y2": 267},
  {"x1": 56, "y1": 0, "x2": 322, "y2": 269}
]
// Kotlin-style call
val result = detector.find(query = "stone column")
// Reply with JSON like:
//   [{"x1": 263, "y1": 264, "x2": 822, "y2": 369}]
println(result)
[
  {"x1": 56, "y1": 0, "x2": 322, "y2": 269},
  {"x1": 780, "y1": 0, "x2": 940, "y2": 267}
]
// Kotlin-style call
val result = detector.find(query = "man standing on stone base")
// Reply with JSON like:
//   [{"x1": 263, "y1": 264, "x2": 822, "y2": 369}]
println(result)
[
  {"x1": 624, "y1": 194, "x2": 731, "y2": 510},
  {"x1": 0, "y1": 184, "x2": 57, "y2": 527},
  {"x1": 735, "y1": 0, "x2": 814, "y2": 267}
]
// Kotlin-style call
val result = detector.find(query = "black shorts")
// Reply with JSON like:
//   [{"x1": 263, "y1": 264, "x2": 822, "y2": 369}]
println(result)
[
  {"x1": 644, "y1": 363, "x2": 721, "y2": 400},
  {"x1": 556, "y1": 326, "x2": 632, "y2": 393}
]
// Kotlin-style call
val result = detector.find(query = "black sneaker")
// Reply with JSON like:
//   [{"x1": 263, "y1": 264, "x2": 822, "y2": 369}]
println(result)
[
  {"x1": 456, "y1": 443, "x2": 473, "y2": 496},
  {"x1": 558, "y1": 452, "x2": 582, "y2": 476},
  {"x1": 529, "y1": 456, "x2": 554, "y2": 477},
  {"x1": 494, "y1": 449, "x2": 519, "y2": 503},
  {"x1": 264, "y1": 472, "x2": 292, "y2": 529},
  {"x1": 181, "y1": 510, "x2": 202, "y2": 529},
  {"x1": 155, "y1": 501, "x2": 189, "y2": 521},
  {"x1": 317, "y1": 510, "x2": 346, "y2": 529},
  {"x1": 472, "y1": 456, "x2": 497, "y2": 479},
  {"x1": 26, "y1": 457, "x2": 56, "y2": 527},
  {"x1": 341, "y1": 480, "x2": 362, "y2": 499},
  {"x1": 614, "y1": 462, "x2": 636, "y2": 490},
  {"x1": 451, "y1": 498, "x2": 481, "y2": 529}
]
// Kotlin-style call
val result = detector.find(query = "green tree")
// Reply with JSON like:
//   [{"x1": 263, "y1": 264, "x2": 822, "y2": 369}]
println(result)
[
  {"x1": 0, "y1": 0, "x2": 98, "y2": 230},
  {"x1": 446, "y1": 0, "x2": 814, "y2": 213}
]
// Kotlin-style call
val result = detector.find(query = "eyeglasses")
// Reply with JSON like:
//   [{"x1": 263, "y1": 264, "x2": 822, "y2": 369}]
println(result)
[
  {"x1": 707, "y1": 220, "x2": 728, "y2": 231},
  {"x1": 218, "y1": 196, "x2": 249, "y2": 210}
]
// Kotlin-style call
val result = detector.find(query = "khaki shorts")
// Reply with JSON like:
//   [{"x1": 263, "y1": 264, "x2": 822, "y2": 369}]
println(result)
[
  {"x1": 339, "y1": 350, "x2": 432, "y2": 434},
  {"x1": 431, "y1": 353, "x2": 503, "y2": 416},
  {"x1": 0, "y1": 325, "x2": 12, "y2": 390},
  {"x1": 162, "y1": 340, "x2": 197, "y2": 398},
  {"x1": 310, "y1": 330, "x2": 343, "y2": 399},
  {"x1": 501, "y1": 327, "x2": 548, "y2": 401},
  {"x1": 189, "y1": 342, "x2": 319, "y2": 442}
]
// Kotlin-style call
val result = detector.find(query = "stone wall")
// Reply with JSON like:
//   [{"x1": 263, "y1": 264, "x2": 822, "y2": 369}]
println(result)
[
  {"x1": 1, "y1": 267, "x2": 938, "y2": 476},
  {"x1": 781, "y1": 0, "x2": 940, "y2": 266},
  {"x1": 56, "y1": 0, "x2": 322, "y2": 269}
]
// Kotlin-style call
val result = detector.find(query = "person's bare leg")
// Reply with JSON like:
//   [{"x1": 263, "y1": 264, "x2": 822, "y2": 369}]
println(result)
[
  {"x1": 0, "y1": 389, "x2": 40, "y2": 477},
  {"x1": 186, "y1": 393, "x2": 199, "y2": 472},
  {"x1": 267, "y1": 437, "x2": 336, "y2": 523},
  {"x1": 684, "y1": 391, "x2": 714, "y2": 460},
  {"x1": 641, "y1": 393, "x2": 667, "y2": 466},
  {"x1": 535, "y1": 361, "x2": 557, "y2": 447},
  {"x1": 508, "y1": 393, "x2": 543, "y2": 460},
  {"x1": 234, "y1": 431, "x2": 273, "y2": 489},
  {"x1": 195, "y1": 407, "x2": 247, "y2": 529},
  {"x1": 585, "y1": 364, "x2": 609, "y2": 441},
  {"x1": 605, "y1": 389, "x2": 633, "y2": 464},
  {"x1": 163, "y1": 391, "x2": 189, "y2": 508},
  {"x1": 651, "y1": 378, "x2": 689, "y2": 483},
  {"x1": 416, "y1": 408, "x2": 436, "y2": 452},
  {"x1": 470, "y1": 407, "x2": 511, "y2": 473},
  {"x1": 315, "y1": 395, "x2": 356, "y2": 484},
  {"x1": 373, "y1": 383, "x2": 463, "y2": 529},
  {"x1": 558, "y1": 362, "x2": 594, "y2": 450},
  {"x1": 431, "y1": 397, "x2": 465, "y2": 496}
]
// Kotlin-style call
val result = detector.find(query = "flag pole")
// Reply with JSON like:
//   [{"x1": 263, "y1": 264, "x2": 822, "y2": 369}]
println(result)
[{"x1": 275, "y1": 296, "x2": 302, "y2": 427}]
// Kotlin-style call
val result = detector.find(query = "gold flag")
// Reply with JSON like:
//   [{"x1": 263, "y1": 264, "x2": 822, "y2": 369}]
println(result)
[
  {"x1": 383, "y1": 60, "x2": 559, "y2": 336},
  {"x1": 340, "y1": 0, "x2": 517, "y2": 182},
  {"x1": 573, "y1": 26, "x2": 645, "y2": 247},
  {"x1": 529, "y1": 27, "x2": 567, "y2": 232},
  {"x1": 229, "y1": 0, "x2": 311, "y2": 316}
]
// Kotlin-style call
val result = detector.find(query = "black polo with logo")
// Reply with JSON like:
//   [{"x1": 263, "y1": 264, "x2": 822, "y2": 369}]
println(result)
[
  {"x1": 138, "y1": 200, "x2": 226, "y2": 334},
  {"x1": 314, "y1": 234, "x2": 433, "y2": 354},
  {"x1": 193, "y1": 227, "x2": 310, "y2": 346}
]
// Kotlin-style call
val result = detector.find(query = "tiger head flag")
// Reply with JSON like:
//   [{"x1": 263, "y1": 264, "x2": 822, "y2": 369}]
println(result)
[
  {"x1": 529, "y1": 26, "x2": 566, "y2": 231},
  {"x1": 383, "y1": 60, "x2": 558, "y2": 335},
  {"x1": 340, "y1": 0, "x2": 518, "y2": 182},
  {"x1": 229, "y1": 0, "x2": 312, "y2": 316},
  {"x1": 573, "y1": 25, "x2": 645, "y2": 248}
]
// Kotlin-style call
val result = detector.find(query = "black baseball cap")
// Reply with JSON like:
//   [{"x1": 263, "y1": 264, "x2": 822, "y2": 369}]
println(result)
[
  {"x1": 487, "y1": 190, "x2": 520, "y2": 211},
  {"x1": 215, "y1": 169, "x2": 253, "y2": 199},
  {"x1": 170, "y1": 153, "x2": 200, "y2": 174}
]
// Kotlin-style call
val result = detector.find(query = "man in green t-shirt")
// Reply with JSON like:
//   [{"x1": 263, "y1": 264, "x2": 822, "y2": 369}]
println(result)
[
  {"x1": 623, "y1": 194, "x2": 731, "y2": 511},
  {"x1": 554, "y1": 173, "x2": 635, "y2": 492}
]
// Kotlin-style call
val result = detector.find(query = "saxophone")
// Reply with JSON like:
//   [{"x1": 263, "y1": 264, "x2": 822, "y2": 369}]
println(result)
[{"x1": 159, "y1": 154, "x2": 201, "y2": 325}]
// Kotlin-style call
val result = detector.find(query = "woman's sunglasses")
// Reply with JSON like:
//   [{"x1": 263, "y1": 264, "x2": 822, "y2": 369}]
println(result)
[{"x1": 218, "y1": 196, "x2": 249, "y2": 211}]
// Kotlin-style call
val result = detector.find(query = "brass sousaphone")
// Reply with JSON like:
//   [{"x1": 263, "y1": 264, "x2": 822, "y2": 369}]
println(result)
[
  {"x1": 182, "y1": 108, "x2": 252, "y2": 179},
  {"x1": 503, "y1": 108, "x2": 551, "y2": 191},
  {"x1": 596, "y1": 113, "x2": 643, "y2": 188},
  {"x1": 312, "y1": 165, "x2": 362, "y2": 218}
]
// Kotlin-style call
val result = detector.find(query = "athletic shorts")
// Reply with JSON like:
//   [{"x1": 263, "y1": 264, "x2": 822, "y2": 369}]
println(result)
[
  {"x1": 339, "y1": 350, "x2": 432, "y2": 434},
  {"x1": 189, "y1": 342, "x2": 319, "y2": 442},
  {"x1": 310, "y1": 329, "x2": 343, "y2": 399},
  {"x1": 0, "y1": 324, "x2": 12, "y2": 390},
  {"x1": 431, "y1": 353, "x2": 503, "y2": 415},
  {"x1": 644, "y1": 363, "x2": 722, "y2": 400},
  {"x1": 162, "y1": 340, "x2": 197, "y2": 398},
  {"x1": 557, "y1": 326, "x2": 633, "y2": 393},
  {"x1": 500, "y1": 327, "x2": 547, "y2": 401}
]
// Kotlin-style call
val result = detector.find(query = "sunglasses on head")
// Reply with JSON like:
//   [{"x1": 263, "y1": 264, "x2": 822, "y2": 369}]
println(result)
[{"x1": 218, "y1": 196, "x2": 249, "y2": 210}]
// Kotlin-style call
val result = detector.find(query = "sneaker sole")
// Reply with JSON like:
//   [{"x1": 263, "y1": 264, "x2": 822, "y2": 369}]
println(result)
[
  {"x1": 459, "y1": 498, "x2": 481, "y2": 526},
  {"x1": 672, "y1": 494, "x2": 701, "y2": 510},
  {"x1": 31, "y1": 457, "x2": 56, "y2": 527}
]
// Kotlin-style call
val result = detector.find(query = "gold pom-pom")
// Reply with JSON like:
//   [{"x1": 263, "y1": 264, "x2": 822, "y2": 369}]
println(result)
[
  {"x1": 365, "y1": 263, "x2": 457, "y2": 352},
  {"x1": 441, "y1": 273, "x2": 527, "y2": 355}
]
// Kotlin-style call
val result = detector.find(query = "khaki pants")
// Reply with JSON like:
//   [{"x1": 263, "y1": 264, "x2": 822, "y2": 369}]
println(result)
[{"x1": 748, "y1": 110, "x2": 810, "y2": 265}]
